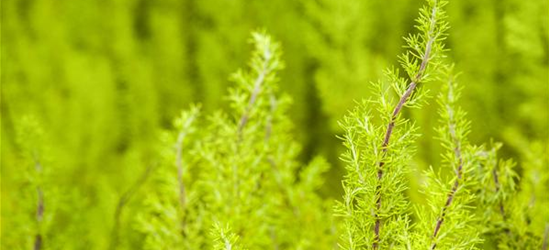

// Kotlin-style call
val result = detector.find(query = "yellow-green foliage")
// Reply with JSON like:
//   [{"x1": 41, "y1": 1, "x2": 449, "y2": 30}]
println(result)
[
  {"x1": 129, "y1": 32, "x2": 335, "y2": 249},
  {"x1": 2, "y1": 0, "x2": 547, "y2": 249}
]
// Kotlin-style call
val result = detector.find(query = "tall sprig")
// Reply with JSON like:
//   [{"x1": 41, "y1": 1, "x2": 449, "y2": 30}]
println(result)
[
  {"x1": 410, "y1": 67, "x2": 482, "y2": 249},
  {"x1": 133, "y1": 107, "x2": 202, "y2": 250},
  {"x1": 376, "y1": 1, "x2": 449, "y2": 246},
  {"x1": 11, "y1": 116, "x2": 50, "y2": 250},
  {"x1": 429, "y1": 69, "x2": 479, "y2": 249},
  {"x1": 336, "y1": 0, "x2": 449, "y2": 248},
  {"x1": 199, "y1": 31, "x2": 291, "y2": 248},
  {"x1": 233, "y1": 32, "x2": 284, "y2": 137}
]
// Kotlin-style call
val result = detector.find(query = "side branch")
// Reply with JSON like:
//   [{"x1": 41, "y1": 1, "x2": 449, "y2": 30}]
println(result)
[
  {"x1": 264, "y1": 94, "x2": 277, "y2": 142},
  {"x1": 431, "y1": 154, "x2": 463, "y2": 250},
  {"x1": 491, "y1": 167, "x2": 511, "y2": 237},
  {"x1": 492, "y1": 168, "x2": 506, "y2": 218},
  {"x1": 237, "y1": 57, "x2": 272, "y2": 134},
  {"x1": 372, "y1": 2, "x2": 440, "y2": 249},
  {"x1": 109, "y1": 164, "x2": 154, "y2": 250},
  {"x1": 543, "y1": 223, "x2": 549, "y2": 250},
  {"x1": 34, "y1": 188, "x2": 44, "y2": 250},
  {"x1": 175, "y1": 112, "x2": 199, "y2": 212},
  {"x1": 430, "y1": 81, "x2": 464, "y2": 250},
  {"x1": 33, "y1": 155, "x2": 44, "y2": 250}
]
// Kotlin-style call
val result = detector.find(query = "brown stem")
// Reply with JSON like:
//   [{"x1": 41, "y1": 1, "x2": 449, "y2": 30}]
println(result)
[
  {"x1": 34, "y1": 234, "x2": 42, "y2": 250},
  {"x1": 36, "y1": 187, "x2": 44, "y2": 223},
  {"x1": 34, "y1": 187, "x2": 44, "y2": 250},
  {"x1": 542, "y1": 223, "x2": 549, "y2": 250},
  {"x1": 237, "y1": 53, "x2": 272, "y2": 135},
  {"x1": 492, "y1": 166, "x2": 514, "y2": 241},
  {"x1": 108, "y1": 164, "x2": 153, "y2": 250},
  {"x1": 373, "y1": 2, "x2": 439, "y2": 248},
  {"x1": 33, "y1": 155, "x2": 44, "y2": 250},
  {"x1": 488, "y1": 157, "x2": 516, "y2": 245},
  {"x1": 492, "y1": 168, "x2": 507, "y2": 219},
  {"x1": 430, "y1": 79, "x2": 464, "y2": 249},
  {"x1": 430, "y1": 160, "x2": 463, "y2": 250}
]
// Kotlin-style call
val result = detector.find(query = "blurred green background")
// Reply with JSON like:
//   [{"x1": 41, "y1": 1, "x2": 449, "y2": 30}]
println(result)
[{"x1": 2, "y1": 0, "x2": 548, "y2": 247}]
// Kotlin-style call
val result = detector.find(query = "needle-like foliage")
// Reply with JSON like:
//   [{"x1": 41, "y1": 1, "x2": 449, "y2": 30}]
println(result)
[
  {"x1": 10, "y1": 116, "x2": 50, "y2": 250},
  {"x1": 211, "y1": 223, "x2": 246, "y2": 250},
  {"x1": 335, "y1": 0, "x2": 449, "y2": 248},
  {"x1": 133, "y1": 106, "x2": 202, "y2": 249},
  {"x1": 475, "y1": 143, "x2": 544, "y2": 249},
  {"x1": 132, "y1": 31, "x2": 335, "y2": 249},
  {"x1": 410, "y1": 67, "x2": 482, "y2": 249},
  {"x1": 516, "y1": 142, "x2": 549, "y2": 249},
  {"x1": 197, "y1": 31, "x2": 334, "y2": 249},
  {"x1": 4, "y1": 116, "x2": 78, "y2": 249},
  {"x1": 196, "y1": 31, "x2": 288, "y2": 248},
  {"x1": 3, "y1": 1, "x2": 547, "y2": 248}
]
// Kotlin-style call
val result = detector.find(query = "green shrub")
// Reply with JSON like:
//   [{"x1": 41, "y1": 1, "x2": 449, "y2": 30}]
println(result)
[{"x1": 2, "y1": 0, "x2": 547, "y2": 249}]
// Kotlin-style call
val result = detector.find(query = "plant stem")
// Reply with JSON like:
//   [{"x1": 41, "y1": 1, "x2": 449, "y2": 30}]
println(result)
[
  {"x1": 33, "y1": 154, "x2": 44, "y2": 250},
  {"x1": 430, "y1": 78, "x2": 464, "y2": 250},
  {"x1": 234, "y1": 49, "x2": 272, "y2": 199},
  {"x1": 543, "y1": 223, "x2": 549, "y2": 250},
  {"x1": 108, "y1": 164, "x2": 153, "y2": 250},
  {"x1": 492, "y1": 168, "x2": 506, "y2": 217},
  {"x1": 491, "y1": 166, "x2": 513, "y2": 239},
  {"x1": 373, "y1": 3, "x2": 439, "y2": 249},
  {"x1": 264, "y1": 94, "x2": 277, "y2": 142},
  {"x1": 175, "y1": 112, "x2": 198, "y2": 212},
  {"x1": 238, "y1": 53, "x2": 272, "y2": 135},
  {"x1": 491, "y1": 163, "x2": 510, "y2": 224},
  {"x1": 34, "y1": 234, "x2": 42, "y2": 250}
]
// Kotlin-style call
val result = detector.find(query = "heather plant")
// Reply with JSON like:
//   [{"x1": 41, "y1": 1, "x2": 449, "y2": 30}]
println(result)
[
  {"x1": 2, "y1": 0, "x2": 548, "y2": 249},
  {"x1": 3, "y1": 116, "x2": 68, "y2": 249},
  {"x1": 474, "y1": 142, "x2": 548, "y2": 249},
  {"x1": 335, "y1": 0, "x2": 547, "y2": 249},
  {"x1": 4, "y1": 116, "x2": 51, "y2": 249},
  {"x1": 132, "y1": 107, "x2": 204, "y2": 249},
  {"x1": 409, "y1": 68, "x2": 482, "y2": 249},
  {"x1": 131, "y1": 31, "x2": 335, "y2": 250},
  {"x1": 335, "y1": 0, "x2": 449, "y2": 248}
]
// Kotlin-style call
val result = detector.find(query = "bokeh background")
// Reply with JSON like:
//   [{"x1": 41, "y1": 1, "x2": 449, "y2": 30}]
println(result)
[{"x1": 2, "y1": 0, "x2": 548, "y2": 247}]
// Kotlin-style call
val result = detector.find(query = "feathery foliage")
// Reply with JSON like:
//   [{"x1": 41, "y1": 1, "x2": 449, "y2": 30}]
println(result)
[
  {"x1": 130, "y1": 31, "x2": 335, "y2": 249},
  {"x1": 335, "y1": 0, "x2": 449, "y2": 248},
  {"x1": 474, "y1": 142, "x2": 545, "y2": 249},
  {"x1": 7, "y1": 116, "x2": 50, "y2": 249},
  {"x1": 2, "y1": 0, "x2": 548, "y2": 248},
  {"x1": 410, "y1": 68, "x2": 481, "y2": 249},
  {"x1": 211, "y1": 223, "x2": 246, "y2": 250}
]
